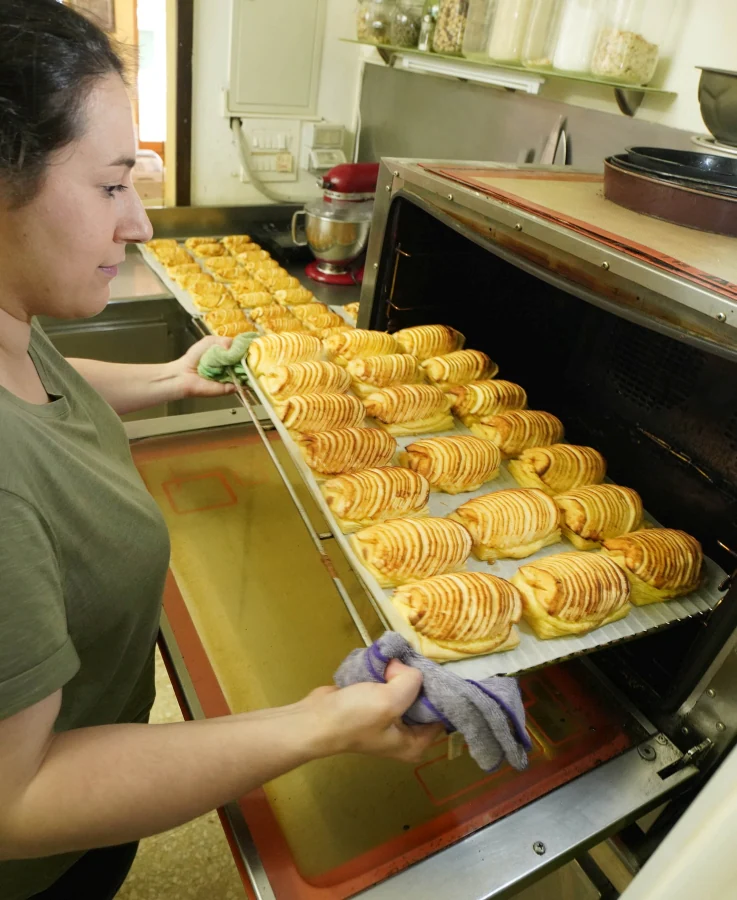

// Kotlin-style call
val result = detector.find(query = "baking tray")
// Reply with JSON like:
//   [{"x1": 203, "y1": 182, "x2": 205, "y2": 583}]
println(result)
[
  {"x1": 137, "y1": 243, "x2": 206, "y2": 318},
  {"x1": 243, "y1": 356, "x2": 728, "y2": 679}
]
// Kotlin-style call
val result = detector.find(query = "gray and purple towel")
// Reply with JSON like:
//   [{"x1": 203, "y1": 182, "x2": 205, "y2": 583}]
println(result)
[{"x1": 334, "y1": 632, "x2": 531, "y2": 772}]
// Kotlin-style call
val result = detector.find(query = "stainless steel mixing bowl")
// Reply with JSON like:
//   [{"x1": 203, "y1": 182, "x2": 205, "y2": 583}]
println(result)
[{"x1": 292, "y1": 205, "x2": 372, "y2": 270}]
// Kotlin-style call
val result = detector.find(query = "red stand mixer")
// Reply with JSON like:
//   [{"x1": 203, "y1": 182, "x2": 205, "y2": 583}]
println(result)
[{"x1": 291, "y1": 163, "x2": 380, "y2": 286}]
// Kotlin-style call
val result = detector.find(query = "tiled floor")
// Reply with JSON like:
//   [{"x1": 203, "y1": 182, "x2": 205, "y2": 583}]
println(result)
[{"x1": 116, "y1": 650, "x2": 245, "y2": 900}]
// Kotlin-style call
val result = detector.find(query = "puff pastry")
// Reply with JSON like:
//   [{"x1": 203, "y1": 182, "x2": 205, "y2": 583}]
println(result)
[
  {"x1": 420, "y1": 350, "x2": 499, "y2": 390},
  {"x1": 296, "y1": 427, "x2": 396, "y2": 477},
  {"x1": 508, "y1": 444, "x2": 606, "y2": 496},
  {"x1": 179, "y1": 273, "x2": 214, "y2": 292},
  {"x1": 220, "y1": 234, "x2": 252, "y2": 251},
  {"x1": 146, "y1": 238, "x2": 178, "y2": 252},
  {"x1": 260, "y1": 361, "x2": 351, "y2": 400},
  {"x1": 470, "y1": 410, "x2": 564, "y2": 458},
  {"x1": 155, "y1": 247, "x2": 192, "y2": 267},
  {"x1": 393, "y1": 324, "x2": 465, "y2": 360},
  {"x1": 449, "y1": 488, "x2": 561, "y2": 562},
  {"x1": 274, "y1": 392, "x2": 365, "y2": 432},
  {"x1": 352, "y1": 517, "x2": 472, "y2": 587},
  {"x1": 399, "y1": 435, "x2": 501, "y2": 494},
  {"x1": 228, "y1": 277, "x2": 266, "y2": 294},
  {"x1": 247, "y1": 332, "x2": 323, "y2": 376},
  {"x1": 511, "y1": 552, "x2": 631, "y2": 639},
  {"x1": 393, "y1": 572, "x2": 523, "y2": 659},
  {"x1": 315, "y1": 325, "x2": 355, "y2": 340},
  {"x1": 212, "y1": 321, "x2": 254, "y2": 338},
  {"x1": 556, "y1": 484, "x2": 644, "y2": 550},
  {"x1": 344, "y1": 301, "x2": 360, "y2": 322},
  {"x1": 322, "y1": 466, "x2": 430, "y2": 533},
  {"x1": 303, "y1": 313, "x2": 346, "y2": 332},
  {"x1": 255, "y1": 265, "x2": 290, "y2": 283},
  {"x1": 167, "y1": 263, "x2": 202, "y2": 282},
  {"x1": 603, "y1": 529, "x2": 703, "y2": 605},
  {"x1": 191, "y1": 286, "x2": 236, "y2": 311},
  {"x1": 275, "y1": 287, "x2": 316, "y2": 306},
  {"x1": 346, "y1": 353, "x2": 422, "y2": 399},
  {"x1": 247, "y1": 304, "x2": 290, "y2": 324},
  {"x1": 262, "y1": 275, "x2": 301, "y2": 291},
  {"x1": 211, "y1": 267, "x2": 243, "y2": 283},
  {"x1": 191, "y1": 242, "x2": 228, "y2": 258},
  {"x1": 236, "y1": 249, "x2": 271, "y2": 264},
  {"x1": 448, "y1": 380, "x2": 527, "y2": 425},
  {"x1": 292, "y1": 302, "x2": 330, "y2": 320},
  {"x1": 231, "y1": 291, "x2": 276, "y2": 310},
  {"x1": 184, "y1": 237, "x2": 217, "y2": 250},
  {"x1": 261, "y1": 317, "x2": 308, "y2": 334},
  {"x1": 324, "y1": 329, "x2": 399, "y2": 365},
  {"x1": 363, "y1": 384, "x2": 453, "y2": 436},
  {"x1": 204, "y1": 308, "x2": 249, "y2": 328}
]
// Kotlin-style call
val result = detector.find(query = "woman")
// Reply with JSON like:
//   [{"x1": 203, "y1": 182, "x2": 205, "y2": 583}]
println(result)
[{"x1": 0, "y1": 3, "x2": 441, "y2": 898}]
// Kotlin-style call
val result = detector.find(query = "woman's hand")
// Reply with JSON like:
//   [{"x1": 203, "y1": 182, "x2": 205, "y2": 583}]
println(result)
[
  {"x1": 298, "y1": 661, "x2": 445, "y2": 764},
  {"x1": 168, "y1": 336, "x2": 237, "y2": 398}
]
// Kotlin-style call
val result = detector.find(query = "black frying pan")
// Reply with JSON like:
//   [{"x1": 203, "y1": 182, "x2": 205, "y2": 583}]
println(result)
[
  {"x1": 607, "y1": 154, "x2": 737, "y2": 199},
  {"x1": 625, "y1": 146, "x2": 737, "y2": 188}
]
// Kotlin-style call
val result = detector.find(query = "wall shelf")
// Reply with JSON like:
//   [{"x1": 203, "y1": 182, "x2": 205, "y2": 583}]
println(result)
[{"x1": 342, "y1": 39, "x2": 676, "y2": 117}]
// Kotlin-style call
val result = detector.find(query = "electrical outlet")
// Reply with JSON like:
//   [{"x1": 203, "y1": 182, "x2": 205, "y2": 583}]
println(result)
[{"x1": 237, "y1": 117, "x2": 301, "y2": 182}]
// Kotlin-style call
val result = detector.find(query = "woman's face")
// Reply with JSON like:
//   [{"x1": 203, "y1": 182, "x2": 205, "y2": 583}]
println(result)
[{"x1": 0, "y1": 74, "x2": 152, "y2": 321}]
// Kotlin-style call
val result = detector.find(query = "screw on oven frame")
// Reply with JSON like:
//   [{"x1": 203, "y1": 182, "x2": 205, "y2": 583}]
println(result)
[
  {"x1": 447, "y1": 193, "x2": 454, "y2": 201},
  {"x1": 514, "y1": 223, "x2": 523, "y2": 231},
  {"x1": 655, "y1": 733, "x2": 668, "y2": 745},
  {"x1": 716, "y1": 722, "x2": 726, "y2": 732},
  {"x1": 716, "y1": 312, "x2": 727, "y2": 322},
  {"x1": 532, "y1": 842, "x2": 546, "y2": 855},
  {"x1": 707, "y1": 688, "x2": 716, "y2": 698},
  {"x1": 601, "y1": 261, "x2": 610, "y2": 270},
  {"x1": 638, "y1": 744, "x2": 657, "y2": 761},
  {"x1": 385, "y1": 185, "x2": 391, "y2": 192}
]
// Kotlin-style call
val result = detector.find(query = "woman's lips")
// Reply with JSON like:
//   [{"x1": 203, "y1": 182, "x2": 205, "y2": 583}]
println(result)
[{"x1": 98, "y1": 265, "x2": 119, "y2": 278}]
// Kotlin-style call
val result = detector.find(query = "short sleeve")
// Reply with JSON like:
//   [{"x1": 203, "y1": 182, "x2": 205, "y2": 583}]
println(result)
[{"x1": 0, "y1": 491, "x2": 79, "y2": 720}]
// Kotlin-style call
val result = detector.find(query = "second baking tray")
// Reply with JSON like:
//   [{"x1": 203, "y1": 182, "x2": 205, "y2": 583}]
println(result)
[{"x1": 244, "y1": 358, "x2": 727, "y2": 679}]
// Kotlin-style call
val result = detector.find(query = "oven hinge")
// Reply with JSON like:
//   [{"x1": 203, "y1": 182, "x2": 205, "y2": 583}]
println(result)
[{"x1": 661, "y1": 737, "x2": 714, "y2": 776}]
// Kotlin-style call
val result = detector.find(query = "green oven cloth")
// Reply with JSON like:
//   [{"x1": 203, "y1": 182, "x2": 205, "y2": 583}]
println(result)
[{"x1": 197, "y1": 332, "x2": 258, "y2": 384}]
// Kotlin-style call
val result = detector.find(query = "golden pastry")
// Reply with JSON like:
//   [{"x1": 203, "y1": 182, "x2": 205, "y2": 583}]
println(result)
[
  {"x1": 420, "y1": 350, "x2": 498, "y2": 390},
  {"x1": 449, "y1": 488, "x2": 561, "y2": 562},
  {"x1": 220, "y1": 234, "x2": 254, "y2": 252},
  {"x1": 322, "y1": 466, "x2": 430, "y2": 533},
  {"x1": 470, "y1": 410, "x2": 564, "y2": 458},
  {"x1": 292, "y1": 302, "x2": 330, "y2": 320},
  {"x1": 269, "y1": 276, "x2": 302, "y2": 291},
  {"x1": 205, "y1": 257, "x2": 241, "y2": 272},
  {"x1": 344, "y1": 301, "x2": 360, "y2": 322},
  {"x1": 190, "y1": 242, "x2": 228, "y2": 258},
  {"x1": 556, "y1": 484, "x2": 644, "y2": 550},
  {"x1": 246, "y1": 304, "x2": 288, "y2": 323},
  {"x1": 228, "y1": 277, "x2": 266, "y2": 294},
  {"x1": 602, "y1": 529, "x2": 703, "y2": 605},
  {"x1": 315, "y1": 325, "x2": 355, "y2": 340},
  {"x1": 352, "y1": 518, "x2": 472, "y2": 588},
  {"x1": 511, "y1": 552, "x2": 631, "y2": 639},
  {"x1": 295, "y1": 427, "x2": 396, "y2": 477},
  {"x1": 260, "y1": 361, "x2": 351, "y2": 400},
  {"x1": 508, "y1": 444, "x2": 606, "y2": 496},
  {"x1": 254, "y1": 264, "x2": 288, "y2": 283},
  {"x1": 204, "y1": 308, "x2": 249, "y2": 328},
  {"x1": 346, "y1": 353, "x2": 422, "y2": 399},
  {"x1": 303, "y1": 312, "x2": 346, "y2": 332},
  {"x1": 275, "y1": 392, "x2": 365, "y2": 433},
  {"x1": 178, "y1": 273, "x2": 215, "y2": 292},
  {"x1": 231, "y1": 291, "x2": 276, "y2": 310},
  {"x1": 167, "y1": 263, "x2": 202, "y2": 282},
  {"x1": 184, "y1": 237, "x2": 217, "y2": 250},
  {"x1": 153, "y1": 247, "x2": 192, "y2": 266},
  {"x1": 393, "y1": 324, "x2": 465, "y2": 360},
  {"x1": 363, "y1": 384, "x2": 454, "y2": 436},
  {"x1": 212, "y1": 320, "x2": 253, "y2": 338},
  {"x1": 448, "y1": 380, "x2": 527, "y2": 426},
  {"x1": 211, "y1": 267, "x2": 243, "y2": 283},
  {"x1": 275, "y1": 287, "x2": 316, "y2": 306},
  {"x1": 235, "y1": 249, "x2": 271, "y2": 262},
  {"x1": 191, "y1": 286, "x2": 236, "y2": 311},
  {"x1": 324, "y1": 329, "x2": 399, "y2": 365},
  {"x1": 146, "y1": 238, "x2": 178, "y2": 252},
  {"x1": 393, "y1": 572, "x2": 523, "y2": 659},
  {"x1": 261, "y1": 317, "x2": 308, "y2": 334},
  {"x1": 399, "y1": 435, "x2": 501, "y2": 494},
  {"x1": 247, "y1": 332, "x2": 323, "y2": 376}
]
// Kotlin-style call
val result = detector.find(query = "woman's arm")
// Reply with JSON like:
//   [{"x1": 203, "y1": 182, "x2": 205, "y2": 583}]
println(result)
[
  {"x1": 0, "y1": 664, "x2": 440, "y2": 860},
  {"x1": 68, "y1": 337, "x2": 235, "y2": 416}
]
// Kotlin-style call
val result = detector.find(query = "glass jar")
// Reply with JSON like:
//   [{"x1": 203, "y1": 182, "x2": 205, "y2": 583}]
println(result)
[
  {"x1": 487, "y1": 0, "x2": 534, "y2": 63},
  {"x1": 522, "y1": 0, "x2": 563, "y2": 68},
  {"x1": 551, "y1": 0, "x2": 603, "y2": 73},
  {"x1": 356, "y1": 0, "x2": 396, "y2": 44},
  {"x1": 461, "y1": 0, "x2": 495, "y2": 60},
  {"x1": 590, "y1": 0, "x2": 665, "y2": 85},
  {"x1": 417, "y1": 0, "x2": 441, "y2": 50},
  {"x1": 390, "y1": 0, "x2": 424, "y2": 47},
  {"x1": 432, "y1": 0, "x2": 470, "y2": 54}
]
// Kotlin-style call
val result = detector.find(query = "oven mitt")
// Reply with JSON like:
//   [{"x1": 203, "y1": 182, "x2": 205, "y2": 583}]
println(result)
[
  {"x1": 334, "y1": 632, "x2": 531, "y2": 772},
  {"x1": 197, "y1": 332, "x2": 258, "y2": 385}
]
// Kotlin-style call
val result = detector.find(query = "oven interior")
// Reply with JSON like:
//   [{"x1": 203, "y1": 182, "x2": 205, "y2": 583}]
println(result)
[{"x1": 370, "y1": 196, "x2": 737, "y2": 720}]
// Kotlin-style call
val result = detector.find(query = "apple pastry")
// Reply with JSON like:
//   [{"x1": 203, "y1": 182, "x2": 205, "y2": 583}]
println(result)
[
  {"x1": 556, "y1": 484, "x2": 644, "y2": 550},
  {"x1": 146, "y1": 238, "x2": 178, "y2": 252},
  {"x1": 261, "y1": 317, "x2": 308, "y2": 334},
  {"x1": 511, "y1": 552, "x2": 631, "y2": 639},
  {"x1": 274, "y1": 287, "x2": 317, "y2": 306},
  {"x1": 392, "y1": 572, "x2": 523, "y2": 660},
  {"x1": 228, "y1": 277, "x2": 266, "y2": 294},
  {"x1": 295, "y1": 427, "x2": 396, "y2": 477},
  {"x1": 210, "y1": 267, "x2": 243, "y2": 283},
  {"x1": 449, "y1": 488, "x2": 561, "y2": 562},
  {"x1": 347, "y1": 353, "x2": 423, "y2": 399},
  {"x1": 508, "y1": 444, "x2": 606, "y2": 496},
  {"x1": 292, "y1": 302, "x2": 330, "y2": 320},
  {"x1": 154, "y1": 247, "x2": 192, "y2": 267},
  {"x1": 470, "y1": 410, "x2": 564, "y2": 458},
  {"x1": 247, "y1": 332, "x2": 323, "y2": 376},
  {"x1": 316, "y1": 325, "x2": 355, "y2": 340},
  {"x1": 247, "y1": 304, "x2": 290, "y2": 324},
  {"x1": 236, "y1": 249, "x2": 271, "y2": 264},
  {"x1": 178, "y1": 273, "x2": 214, "y2": 292},
  {"x1": 260, "y1": 361, "x2": 351, "y2": 400},
  {"x1": 324, "y1": 329, "x2": 399, "y2": 365},
  {"x1": 274, "y1": 392, "x2": 365, "y2": 433},
  {"x1": 448, "y1": 380, "x2": 527, "y2": 426},
  {"x1": 220, "y1": 234, "x2": 253, "y2": 251},
  {"x1": 191, "y1": 286, "x2": 237, "y2": 311},
  {"x1": 603, "y1": 529, "x2": 703, "y2": 605},
  {"x1": 363, "y1": 384, "x2": 454, "y2": 435},
  {"x1": 263, "y1": 275, "x2": 301, "y2": 291},
  {"x1": 420, "y1": 349, "x2": 499, "y2": 390},
  {"x1": 303, "y1": 312, "x2": 347, "y2": 332},
  {"x1": 231, "y1": 290, "x2": 276, "y2": 310},
  {"x1": 184, "y1": 237, "x2": 218, "y2": 250},
  {"x1": 322, "y1": 466, "x2": 430, "y2": 533},
  {"x1": 190, "y1": 242, "x2": 228, "y2": 258},
  {"x1": 399, "y1": 435, "x2": 501, "y2": 494},
  {"x1": 167, "y1": 263, "x2": 202, "y2": 282},
  {"x1": 204, "y1": 308, "x2": 249, "y2": 329},
  {"x1": 212, "y1": 320, "x2": 254, "y2": 338},
  {"x1": 393, "y1": 324, "x2": 465, "y2": 360},
  {"x1": 343, "y1": 301, "x2": 360, "y2": 323},
  {"x1": 352, "y1": 517, "x2": 472, "y2": 588}
]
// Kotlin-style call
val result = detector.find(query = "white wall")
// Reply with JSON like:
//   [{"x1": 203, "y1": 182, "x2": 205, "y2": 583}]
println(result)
[{"x1": 190, "y1": 0, "x2": 362, "y2": 206}]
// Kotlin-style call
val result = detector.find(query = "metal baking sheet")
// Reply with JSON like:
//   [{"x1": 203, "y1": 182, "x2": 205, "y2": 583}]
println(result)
[
  {"x1": 136, "y1": 243, "x2": 204, "y2": 318},
  {"x1": 244, "y1": 360, "x2": 728, "y2": 678}
]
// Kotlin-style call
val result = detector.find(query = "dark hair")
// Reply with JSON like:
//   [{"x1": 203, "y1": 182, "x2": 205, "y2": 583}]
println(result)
[{"x1": 0, "y1": 0, "x2": 125, "y2": 205}]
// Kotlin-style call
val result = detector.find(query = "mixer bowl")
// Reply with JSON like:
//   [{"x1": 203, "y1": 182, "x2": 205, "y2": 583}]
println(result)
[{"x1": 292, "y1": 202, "x2": 373, "y2": 269}]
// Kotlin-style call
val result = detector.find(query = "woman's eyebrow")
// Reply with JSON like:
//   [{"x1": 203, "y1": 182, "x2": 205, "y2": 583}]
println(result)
[{"x1": 107, "y1": 155, "x2": 136, "y2": 168}]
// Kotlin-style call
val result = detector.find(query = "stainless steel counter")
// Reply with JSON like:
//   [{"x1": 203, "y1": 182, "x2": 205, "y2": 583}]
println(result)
[{"x1": 111, "y1": 247, "x2": 173, "y2": 303}]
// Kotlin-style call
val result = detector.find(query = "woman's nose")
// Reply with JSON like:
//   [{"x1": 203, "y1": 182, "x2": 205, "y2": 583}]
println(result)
[{"x1": 116, "y1": 186, "x2": 154, "y2": 244}]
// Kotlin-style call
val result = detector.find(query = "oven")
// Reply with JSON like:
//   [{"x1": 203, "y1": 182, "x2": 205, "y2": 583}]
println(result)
[{"x1": 129, "y1": 166, "x2": 737, "y2": 900}]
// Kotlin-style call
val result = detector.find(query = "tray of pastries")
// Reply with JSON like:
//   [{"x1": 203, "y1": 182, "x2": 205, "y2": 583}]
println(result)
[{"x1": 240, "y1": 319, "x2": 728, "y2": 678}]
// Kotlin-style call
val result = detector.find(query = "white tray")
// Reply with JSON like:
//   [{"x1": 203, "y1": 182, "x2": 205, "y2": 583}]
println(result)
[
  {"x1": 244, "y1": 358, "x2": 728, "y2": 678},
  {"x1": 137, "y1": 243, "x2": 204, "y2": 319}
]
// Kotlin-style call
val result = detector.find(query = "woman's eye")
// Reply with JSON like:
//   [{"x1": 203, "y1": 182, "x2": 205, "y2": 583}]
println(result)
[{"x1": 102, "y1": 184, "x2": 128, "y2": 198}]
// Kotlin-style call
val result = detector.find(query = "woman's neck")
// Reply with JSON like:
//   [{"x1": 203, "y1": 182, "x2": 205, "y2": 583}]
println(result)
[{"x1": 0, "y1": 304, "x2": 32, "y2": 362}]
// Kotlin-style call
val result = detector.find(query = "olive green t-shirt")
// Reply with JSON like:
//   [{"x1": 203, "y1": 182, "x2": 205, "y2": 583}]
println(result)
[{"x1": 0, "y1": 323, "x2": 171, "y2": 899}]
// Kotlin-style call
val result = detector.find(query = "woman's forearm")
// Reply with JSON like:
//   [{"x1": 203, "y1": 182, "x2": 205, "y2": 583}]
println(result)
[
  {"x1": 67, "y1": 358, "x2": 186, "y2": 415},
  {"x1": 1, "y1": 704, "x2": 323, "y2": 860}
]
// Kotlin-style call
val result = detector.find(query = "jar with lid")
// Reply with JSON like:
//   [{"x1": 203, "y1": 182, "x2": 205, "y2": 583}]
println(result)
[
  {"x1": 461, "y1": 0, "x2": 495, "y2": 60},
  {"x1": 590, "y1": 0, "x2": 667, "y2": 85},
  {"x1": 356, "y1": 0, "x2": 396, "y2": 45},
  {"x1": 486, "y1": 0, "x2": 536, "y2": 63},
  {"x1": 432, "y1": 0, "x2": 469, "y2": 54},
  {"x1": 417, "y1": 1, "x2": 440, "y2": 50},
  {"x1": 522, "y1": 0, "x2": 563, "y2": 68},
  {"x1": 390, "y1": 0, "x2": 424, "y2": 47},
  {"x1": 551, "y1": 0, "x2": 603, "y2": 73}
]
